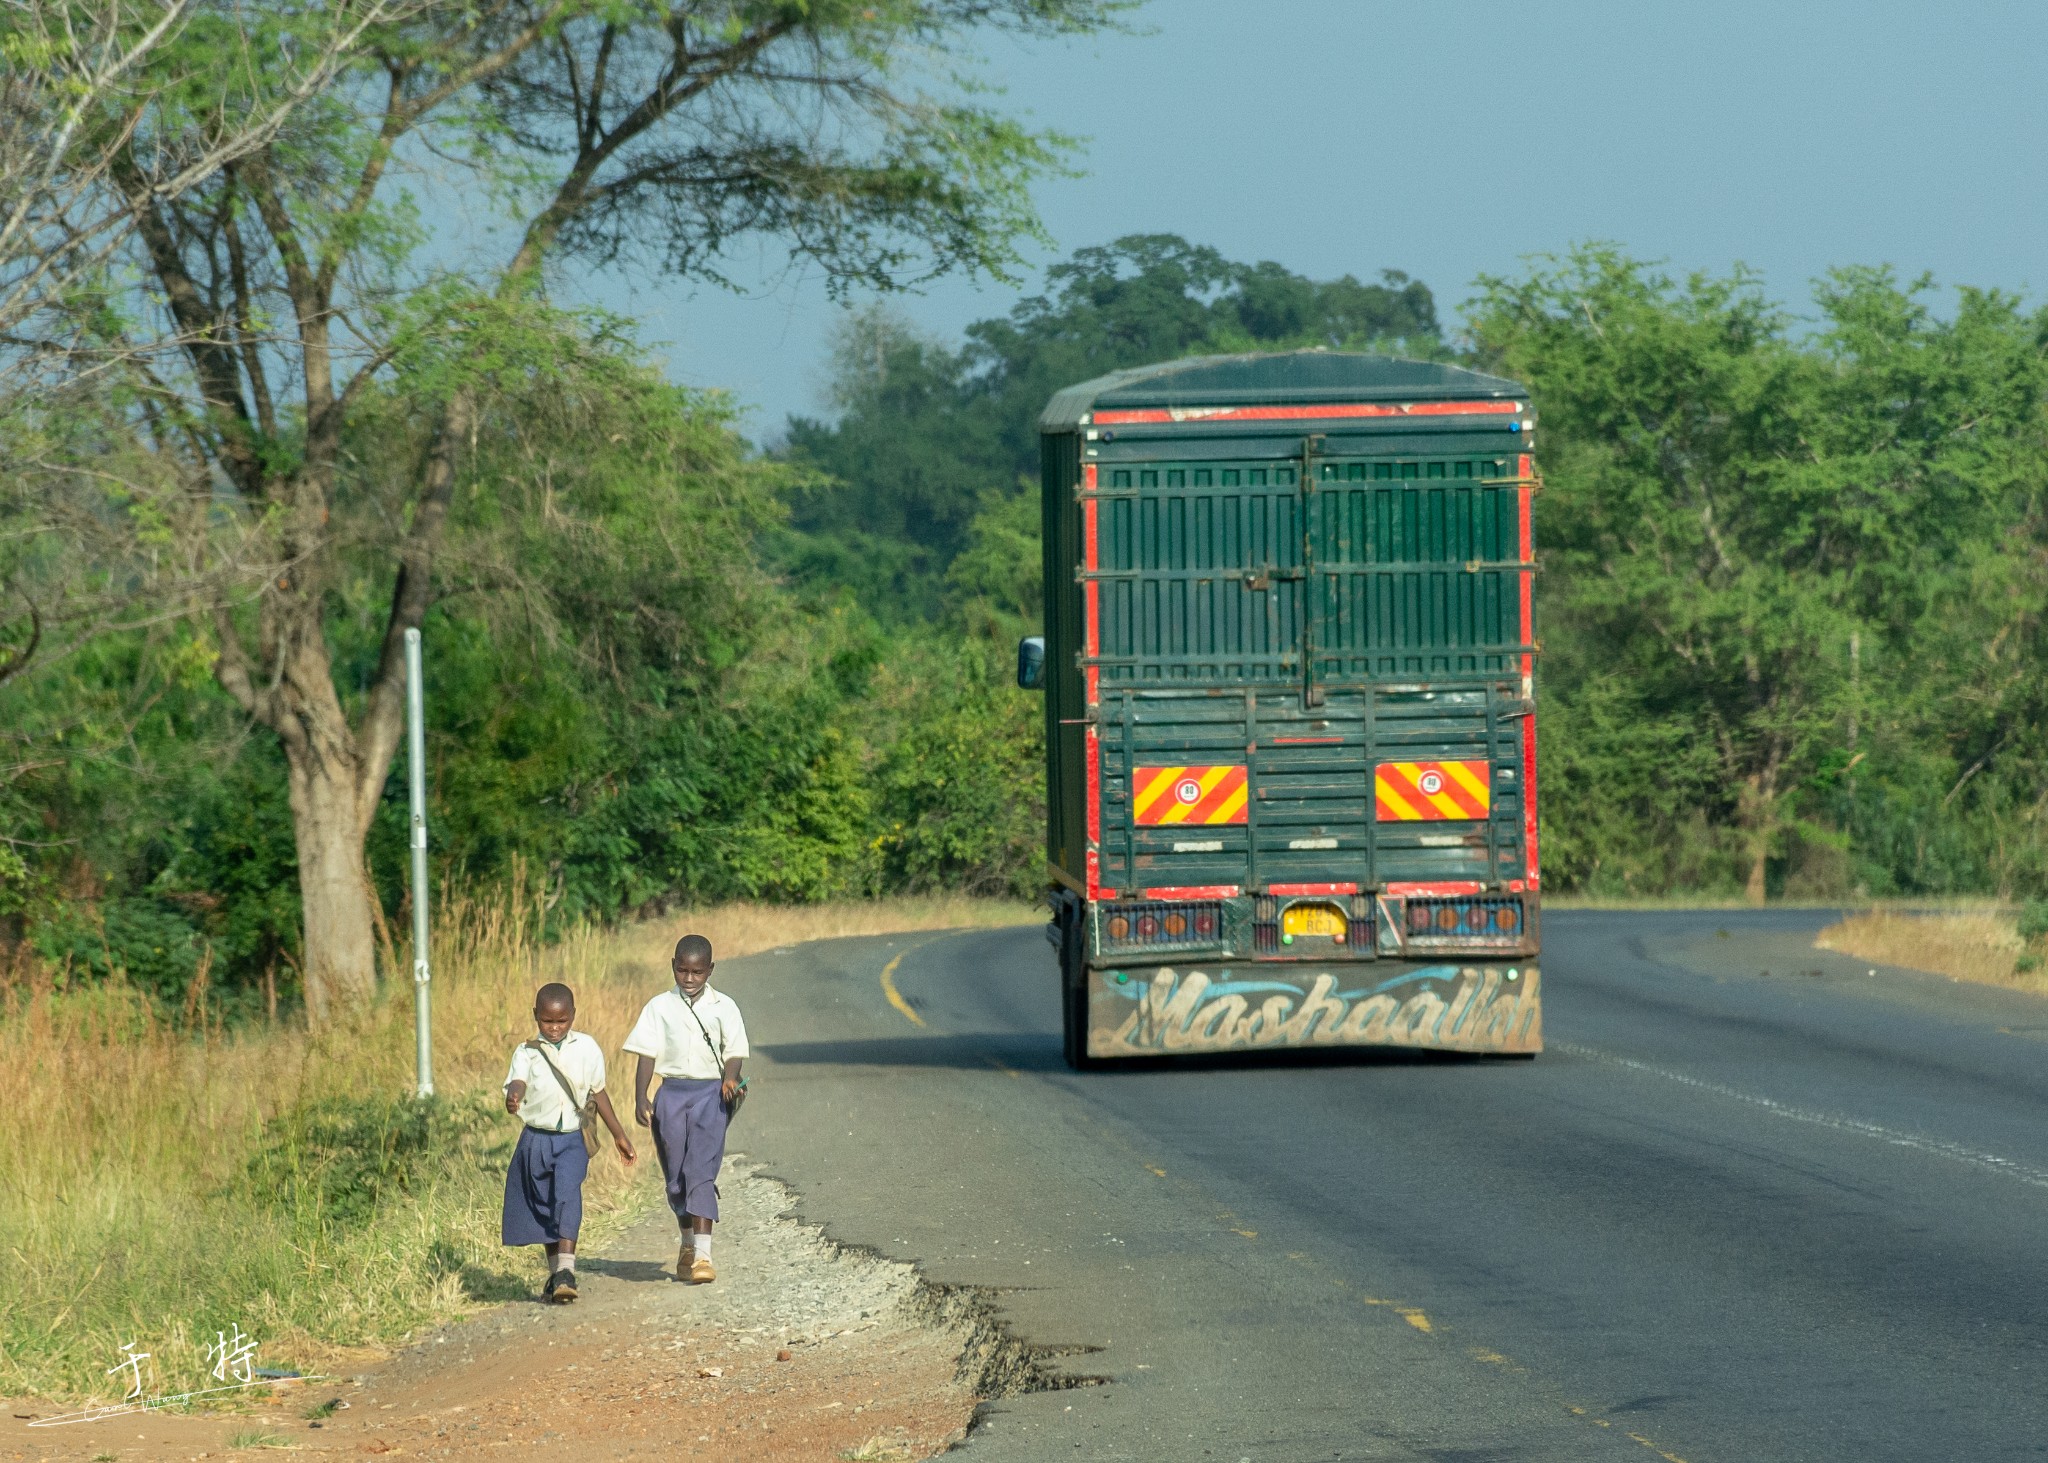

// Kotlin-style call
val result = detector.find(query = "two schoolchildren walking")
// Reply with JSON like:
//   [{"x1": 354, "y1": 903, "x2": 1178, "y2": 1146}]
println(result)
[{"x1": 500, "y1": 935, "x2": 749, "y2": 1301}]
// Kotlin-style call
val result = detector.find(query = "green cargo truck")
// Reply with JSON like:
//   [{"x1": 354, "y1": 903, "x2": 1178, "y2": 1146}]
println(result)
[{"x1": 1017, "y1": 351, "x2": 1543, "y2": 1067}]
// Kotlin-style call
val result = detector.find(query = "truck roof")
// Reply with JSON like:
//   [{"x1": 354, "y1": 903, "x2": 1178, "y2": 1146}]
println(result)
[{"x1": 1039, "y1": 350, "x2": 1528, "y2": 431}]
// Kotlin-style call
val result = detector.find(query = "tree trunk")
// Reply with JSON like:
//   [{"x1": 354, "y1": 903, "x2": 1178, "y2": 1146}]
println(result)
[
  {"x1": 1745, "y1": 839, "x2": 1769, "y2": 905},
  {"x1": 284, "y1": 726, "x2": 379, "y2": 1026},
  {"x1": 228, "y1": 581, "x2": 389, "y2": 1029}
]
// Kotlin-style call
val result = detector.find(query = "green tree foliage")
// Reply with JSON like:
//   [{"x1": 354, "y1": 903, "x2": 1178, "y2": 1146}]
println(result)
[
  {"x1": 1472, "y1": 247, "x2": 2048, "y2": 898},
  {"x1": 16, "y1": 225, "x2": 2048, "y2": 1021},
  {"x1": 778, "y1": 234, "x2": 1439, "y2": 617},
  {"x1": 6, "y1": 0, "x2": 1127, "y2": 1022}
]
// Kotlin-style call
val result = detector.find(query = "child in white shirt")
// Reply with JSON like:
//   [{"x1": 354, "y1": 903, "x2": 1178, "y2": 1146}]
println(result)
[
  {"x1": 623, "y1": 936, "x2": 748, "y2": 1283},
  {"x1": 502, "y1": 981, "x2": 635, "y2": 1302}
]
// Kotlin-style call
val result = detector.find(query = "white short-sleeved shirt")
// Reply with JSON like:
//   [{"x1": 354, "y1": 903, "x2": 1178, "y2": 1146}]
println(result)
[
  {"x1": 504, "y1": 1030, "x2": 606, "y2": 1132},
  {"x1": 621, "y1": 987, "x2": 749, "y2": 1080}
]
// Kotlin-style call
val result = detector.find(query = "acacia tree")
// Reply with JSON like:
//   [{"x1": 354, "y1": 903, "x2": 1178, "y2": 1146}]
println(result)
[
  {"x1": 86, "y1": 0, "x2": 1118, "y2": 1022},
  {"x1": 0, "y1": 0, "x2": 411, "y2": 695},
  {"x1": 1, "y1": 0, "x2": 408, "y2": 381}
]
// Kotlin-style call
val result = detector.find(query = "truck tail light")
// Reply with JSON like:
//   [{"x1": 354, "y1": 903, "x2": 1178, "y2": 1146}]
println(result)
[
  {"x1": 1098, "y1": 900, "x2": 1223, "y2": 954},
  {"x1": 1402, "y1": 896, "x2": 1524, "y2": 945}
]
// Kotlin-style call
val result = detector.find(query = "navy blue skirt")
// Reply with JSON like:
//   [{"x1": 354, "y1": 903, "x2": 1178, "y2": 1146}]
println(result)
[
  {"x1": 501, "y1": 1127, "x2": 589, "y2": 1246},
  {"x1": 651, "y1": 1077, "x2": 729, "y2": 1222}
]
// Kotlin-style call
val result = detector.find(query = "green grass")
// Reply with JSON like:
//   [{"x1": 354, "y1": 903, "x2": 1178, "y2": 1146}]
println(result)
[{"x1": 226, "y1": 1430, "x2": 294, "y2": 1448}]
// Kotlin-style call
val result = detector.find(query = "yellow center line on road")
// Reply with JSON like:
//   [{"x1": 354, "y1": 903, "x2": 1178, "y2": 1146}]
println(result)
[{"x1": 879, "y1": 947, "x2": 926, "y2": 1027}]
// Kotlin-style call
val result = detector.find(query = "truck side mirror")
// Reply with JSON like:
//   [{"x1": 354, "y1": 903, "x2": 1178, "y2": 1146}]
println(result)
[{"x1": 1016, "y1": 635, "x2": 1046, "y2": 689}]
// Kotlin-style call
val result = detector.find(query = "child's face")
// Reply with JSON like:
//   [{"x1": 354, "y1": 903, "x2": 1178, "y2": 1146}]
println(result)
[
  {"x1": 672, "y1": 953, "x2": 712, "y2": 999},
  {"x1": 535, "y1": 999, "x2": 574, "y2": 1041}
]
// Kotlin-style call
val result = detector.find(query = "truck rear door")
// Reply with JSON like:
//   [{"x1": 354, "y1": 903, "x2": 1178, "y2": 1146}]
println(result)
[{"x1": 1089, "y1": 440, "x2": 1534, "y2": 898}]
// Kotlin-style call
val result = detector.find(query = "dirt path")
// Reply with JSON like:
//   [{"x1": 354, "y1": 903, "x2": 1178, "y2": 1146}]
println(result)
[{"x1": 2, "y1": 1164, "x2": 979, "y2": 1463}]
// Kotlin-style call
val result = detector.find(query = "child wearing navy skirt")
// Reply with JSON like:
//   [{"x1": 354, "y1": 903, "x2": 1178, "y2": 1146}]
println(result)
[{"x1": 502, "y1": 981, "x2": 635, "y2": 1302}]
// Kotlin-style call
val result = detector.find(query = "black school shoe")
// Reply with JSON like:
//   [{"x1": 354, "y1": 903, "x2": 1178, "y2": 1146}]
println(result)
[{"x1": 547, "y1": 1269, "x2": 578, "y2": 1303}]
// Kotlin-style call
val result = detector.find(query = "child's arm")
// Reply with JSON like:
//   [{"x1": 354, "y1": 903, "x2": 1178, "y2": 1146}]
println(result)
[
  {"x1": 634, "y1": 1054, "x2": 656, "y2": 1128},
  {"x1": 591, "y1": 1088, "x2": 635, "y2": 1163},
  {"x1": 504, "y1": 1079, "x2": 527, "y2": 1115},
  {"x1": 720, "y1": 1057, "x2": 743, "y2": 1105}
]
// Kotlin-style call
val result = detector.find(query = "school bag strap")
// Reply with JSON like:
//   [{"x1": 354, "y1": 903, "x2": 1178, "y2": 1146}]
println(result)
[
  {"x1": 523, "y1": 1039, "x2": 603, "y2": 1157},
  {"x1": 680, "y1": 993, "x2": 748, "y2": 1120},
  {"x1": 681, "y1": 995, "x2": 724, "y2": 1065}
]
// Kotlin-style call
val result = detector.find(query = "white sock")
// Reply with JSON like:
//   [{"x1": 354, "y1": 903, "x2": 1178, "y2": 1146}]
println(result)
[
  {"x1": 559, "y1": 1251, "x2": 575, "y2": 1273},
  {"x1": 693, "y1": 1234, "x2": 711, "y2": 1262}
]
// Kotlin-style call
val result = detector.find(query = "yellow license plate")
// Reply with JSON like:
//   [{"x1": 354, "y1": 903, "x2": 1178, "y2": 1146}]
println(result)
[{"x1": 1281, "y1": 903, "x2": 1347, "y2": 940}]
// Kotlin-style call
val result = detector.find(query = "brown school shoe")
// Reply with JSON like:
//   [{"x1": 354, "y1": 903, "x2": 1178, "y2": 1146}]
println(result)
[
  {"x1": 548, "y1": 1269, "x2": 578, "y2": 1303},
  {"x1": 689, "y1": 1256, "x2": 716, "y2": 1284},
  {"x1": 676, "y1": 1243, "x2": 690, "y2": 1281}
]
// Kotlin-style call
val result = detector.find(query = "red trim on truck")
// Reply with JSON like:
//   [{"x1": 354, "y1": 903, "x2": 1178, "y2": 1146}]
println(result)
[
  {"x1": 1383, "y1": 880, "x2": 1485, "y2": 897},
  {"x1": 1083, "y1": 463, "x2": 1102, "y2": 899},
  {"x1": 1141, "y1": 885, "x2": 1242, "y2": 899},
  {"x1": 1268, "y1": 882, "x2": 1360, "y2": 896},
  {"x1": 1518, "y1": 464, "x2": 1539, "y2": 884},
  {"x1": 1522, "y1": 716, "x2": 1539, "y2": 885},
  {"x1": 1091, "y1": 400, "x2": 1520, "y2": 426}
]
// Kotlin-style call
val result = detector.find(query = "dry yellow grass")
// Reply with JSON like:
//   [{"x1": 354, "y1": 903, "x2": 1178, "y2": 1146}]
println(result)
[
  {"x1": 619, "y1": 894, "x2": 1038, "y2": 970},
  {"x1": 1815, "y1": 908, "x2": 2048, "y2": 995},
  {"x1": 0, "y1": 891, "x2": 1036, "y2": 1401}
]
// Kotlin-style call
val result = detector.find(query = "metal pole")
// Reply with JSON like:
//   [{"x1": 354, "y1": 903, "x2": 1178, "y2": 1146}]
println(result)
[{"x1": 405, "y1": 627, "x2": 435, "y2": 1098}]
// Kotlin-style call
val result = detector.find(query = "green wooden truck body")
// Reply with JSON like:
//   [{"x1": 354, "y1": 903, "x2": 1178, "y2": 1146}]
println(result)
[{"x1": 1030, "y1": 352, "x2": 1543, "y2": 1065}]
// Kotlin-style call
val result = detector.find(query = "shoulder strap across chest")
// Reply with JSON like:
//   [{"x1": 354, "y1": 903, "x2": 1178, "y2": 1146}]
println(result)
[
  {"x1": 681, "y1": 994, "x2": 724, "y2": 1065},
  {"x1": 524, "y1": 1039, "x2": 587, "y2": 1111}
]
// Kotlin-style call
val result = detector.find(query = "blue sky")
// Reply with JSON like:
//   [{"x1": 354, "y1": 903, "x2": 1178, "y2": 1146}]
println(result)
[{"x1": 562, "y1": 0, "x2": 2048, "y2": 437}]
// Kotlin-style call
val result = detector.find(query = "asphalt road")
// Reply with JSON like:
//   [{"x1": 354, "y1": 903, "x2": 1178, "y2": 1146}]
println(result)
[{"x1": 718, "y1": 910, "x2": 2048, "y2": 1462}]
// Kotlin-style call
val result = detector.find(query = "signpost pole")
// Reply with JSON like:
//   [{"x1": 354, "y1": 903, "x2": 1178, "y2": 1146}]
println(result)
[{"x1": 404, "y1": 627, "x2": 435, "y2": 1098}]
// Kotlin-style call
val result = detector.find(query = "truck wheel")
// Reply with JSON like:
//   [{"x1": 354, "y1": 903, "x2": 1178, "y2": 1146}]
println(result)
[
  {"x1": 1056, "y1": 899, "x2": 1095, "y2": 1071},
  {"x1": 1062, "y1": 964, "x2": 1092, "y2": 1070}
]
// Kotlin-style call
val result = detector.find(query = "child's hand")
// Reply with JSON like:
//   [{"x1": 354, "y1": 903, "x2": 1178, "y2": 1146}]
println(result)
[
  {"x1": 720, "y1": 1075, "x2": 741, "y2": 1104},
  {"x1": 634, "y1": 1096, "x2": 652, "y2": 1128},
  {"x1": 504, "y1": 1084, "x2": 524, "y2": 1115},
  {"x1": 615, "y1": 1134, "x2": 637, "y2": 1164}
]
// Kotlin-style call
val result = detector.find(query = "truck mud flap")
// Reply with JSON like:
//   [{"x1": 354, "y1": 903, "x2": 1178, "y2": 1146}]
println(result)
[{"x1": 1088, "y1": 962, "x2": 1541, "y2": 1059}]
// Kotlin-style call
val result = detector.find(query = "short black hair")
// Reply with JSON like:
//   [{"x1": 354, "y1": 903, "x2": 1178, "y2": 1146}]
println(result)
[
  {"x1": 672, "y1": 934, "x2": 713, "y2": 964},
  {"x1": 535, "y1": 981, "x2": 575, "y2": 1012}
]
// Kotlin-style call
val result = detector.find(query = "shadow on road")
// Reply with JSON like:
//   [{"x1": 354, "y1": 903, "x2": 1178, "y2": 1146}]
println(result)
[
  {"x1": 760, "y1": 1036, "x2": 1067, "y2": 1072},
  {"x1": 576, "y1": 1256, "x2": 674, "y2": 1285},
  {"x1": 759, "y1": 1035, "x2": 1525, "y2": 1075}
]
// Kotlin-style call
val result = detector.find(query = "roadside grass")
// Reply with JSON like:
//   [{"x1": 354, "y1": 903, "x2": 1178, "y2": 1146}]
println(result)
[
  {"x1": 1543, "y1": 893, "x2": 2011, "y2": 912},
  {"x1": 1816, "y1": 907, "x2": 2048, "y2": 995},
  {"x1": 0, "y1": 891, "x2": 1036, "y2": 1402}
]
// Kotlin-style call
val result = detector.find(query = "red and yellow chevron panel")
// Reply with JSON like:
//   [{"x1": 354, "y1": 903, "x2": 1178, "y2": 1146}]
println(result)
[
  {"x1": 1375, "y1": 760, "x2": 1491, "y2": 821},
  {"x1": 1133, "y1": 765, "x2": 1249, "y2": 826}
]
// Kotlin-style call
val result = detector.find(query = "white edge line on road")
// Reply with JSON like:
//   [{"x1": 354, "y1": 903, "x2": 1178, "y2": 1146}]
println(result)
[{"x1": 1551, "y1": 1039, "x2": 2048, "y2": 1193}]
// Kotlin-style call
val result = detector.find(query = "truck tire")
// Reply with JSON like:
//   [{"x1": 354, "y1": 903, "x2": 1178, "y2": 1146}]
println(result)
[
  {"x1": 1061, "y1": 963, "x2": 1092, "y2": 1070},
  {"x1": 1055, "y1": 897, "x2": 1095, "y2": 1071}
]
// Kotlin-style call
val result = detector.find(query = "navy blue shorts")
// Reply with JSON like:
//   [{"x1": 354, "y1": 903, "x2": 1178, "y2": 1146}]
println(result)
[{"x1": 502, "y1": 1127, "x2": 588, "y2": 1246}]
